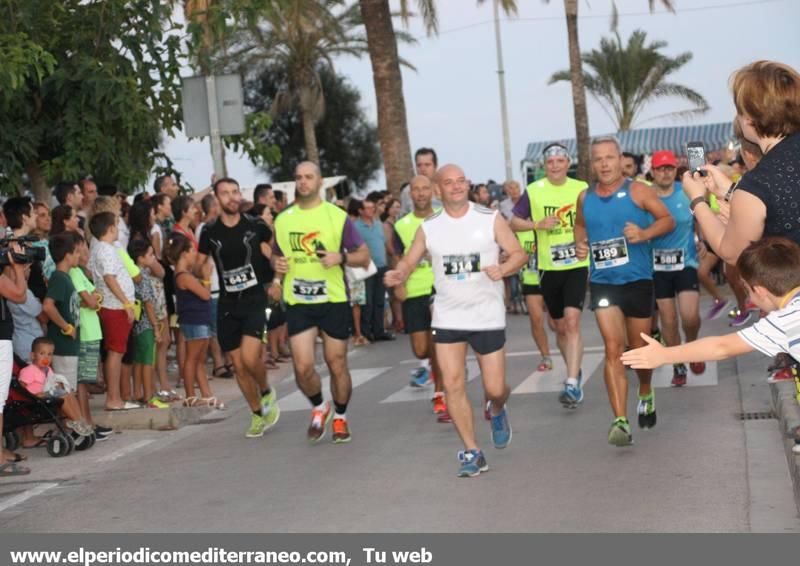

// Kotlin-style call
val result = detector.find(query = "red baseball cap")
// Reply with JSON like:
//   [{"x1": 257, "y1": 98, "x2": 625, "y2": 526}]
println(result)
[{"x1": 652, "y1": 150, "x2": 677, "y2": 168}]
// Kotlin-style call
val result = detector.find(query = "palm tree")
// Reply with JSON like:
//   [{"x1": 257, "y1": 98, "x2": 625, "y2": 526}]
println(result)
[
  {"x1": 544, "y1": 0, "x2": 674, "y2": 180},
  {"x1": 359, "y1": 0, "x2": 517, "y2": 196},
  {"x1": 550, "y1": 29, "x2": 708, "y2": 131},
  {"x1": 214, "y1": 0, "x2": 371, "y2": 165}
]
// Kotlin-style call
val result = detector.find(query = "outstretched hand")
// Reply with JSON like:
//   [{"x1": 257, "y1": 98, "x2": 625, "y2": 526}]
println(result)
[{"x1": 620, "y1": 333, "x2": 667, "y2": 369}]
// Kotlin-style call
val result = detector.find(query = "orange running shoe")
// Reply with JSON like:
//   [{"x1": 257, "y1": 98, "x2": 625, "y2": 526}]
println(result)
[
  {"x1": 307, "y1": 401, "x2": 333, "y2": 443},
  {"x1": 432, "y1": 395, "x2": 446, "y2": 415},
  {"x1": 332, "y1": 417, "x2": 351, "y2": 444}
]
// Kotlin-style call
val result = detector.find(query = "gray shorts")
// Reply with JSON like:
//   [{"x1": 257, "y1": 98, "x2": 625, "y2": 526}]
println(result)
[{"x1": 52, "y1": 355, "x2": 79, "y2": 391}]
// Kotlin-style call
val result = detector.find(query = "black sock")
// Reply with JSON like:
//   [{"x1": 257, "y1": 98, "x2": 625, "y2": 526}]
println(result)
[
  {"x1": 335, "y1": 402, "x2": 348, "y2": 415},
  {"x1": 261, "y1": 387, "x2": 271, "y2": 397},
  {"x1": 309, "y1": 392, "x2": 323, "y2": 407}
]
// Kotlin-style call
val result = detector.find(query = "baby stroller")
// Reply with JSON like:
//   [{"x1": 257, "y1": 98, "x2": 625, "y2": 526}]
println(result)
[{"x1": 2, "y1": 358, "x2": 96, "y2": 457}]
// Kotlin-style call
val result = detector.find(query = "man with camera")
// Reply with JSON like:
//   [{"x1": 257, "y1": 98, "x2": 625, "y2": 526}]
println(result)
[{"x1": 0, "y1": 198, "x2": 36, "y2": 476}]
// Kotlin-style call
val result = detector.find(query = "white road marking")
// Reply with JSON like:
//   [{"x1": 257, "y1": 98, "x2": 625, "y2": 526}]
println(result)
[
  {"x1": 399, "y1": 345, "x2": 607, "y2": 364},
  {"x1": 0, "y1": 483, "x2": 58, "y2": 514},
  {"x1": 95, "y1": 439, "x2": 156, "y2": 464},
  {"x1": 650, "y1": 361, "x2": 719, "y2": 388},
  {"x1": 512, "y1": 353, "x2": 604, "y2": 394},
  {"x1": 380, "y1": 360, "x2": 480, "y2": 404},
  {"x1": 279, "y1": 367, "x2": 392, "y2": 412}
]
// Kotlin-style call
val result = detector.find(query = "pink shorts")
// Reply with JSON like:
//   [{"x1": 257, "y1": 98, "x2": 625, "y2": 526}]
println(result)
[{"x1": 99, "y1": 308, "x2": 133, "y2": 354}]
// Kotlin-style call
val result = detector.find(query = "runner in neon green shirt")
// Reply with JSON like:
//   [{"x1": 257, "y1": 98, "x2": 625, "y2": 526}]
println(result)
[
  {"x1": 504, "y1": 179, "x2": 552, "y2": 374},
  {"x1": 511, "y1": 143, "x2": 589, "y2": 409},
  {"x1": 393, "y1": 175, "x2": 448, "y2": 420},
  {"x1": 273, "y1": 162, "x2": 371, "y2": 444}
]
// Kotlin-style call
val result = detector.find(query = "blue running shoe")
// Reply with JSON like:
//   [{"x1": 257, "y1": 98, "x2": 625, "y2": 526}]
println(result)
[
  {"x1": 457, "y1": 449, "x2": 489, "y2": 478},
  {"x1": 409, "y1": 367, "x2": 431, "y2": 387},
  {"x1": 489, "y1": 405, "x2": 512, "y2": 449},
  {"x1": 558, "y1": 371, "x2": 584, "y2": 408}
]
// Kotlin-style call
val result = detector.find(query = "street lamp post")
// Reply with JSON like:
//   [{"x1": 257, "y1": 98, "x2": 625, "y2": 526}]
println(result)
[{"x1": 493, "y1": 0, "x2": 514, "y2": 182}]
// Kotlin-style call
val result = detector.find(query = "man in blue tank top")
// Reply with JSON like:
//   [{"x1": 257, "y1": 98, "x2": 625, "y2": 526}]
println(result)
[
  {"x1": 574, "y1": 137, "x2": 675, "y2": 447},
  {"x1": 650, "y1": 150, "x2": 704, "y2": 387}
]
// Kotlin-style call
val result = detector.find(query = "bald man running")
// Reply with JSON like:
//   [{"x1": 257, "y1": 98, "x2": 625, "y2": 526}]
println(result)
[{"x1": 386, "y1": 164, "x2": 527, "y2": 478}]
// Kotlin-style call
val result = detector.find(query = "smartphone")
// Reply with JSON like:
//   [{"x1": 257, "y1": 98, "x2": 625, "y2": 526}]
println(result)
[{"x1": 686, "y1": 141, "x2": 708, "y2": 177}]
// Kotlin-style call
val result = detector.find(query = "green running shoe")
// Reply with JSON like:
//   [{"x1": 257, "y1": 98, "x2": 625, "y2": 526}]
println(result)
[
  {"x1": 246, "y1": 413, "x2": 268, "y2": 438},
  {"x1": 261, "y1": 389, "x2": 280, "y2": 430},
  {"x1": 637, "y1": 390, "x2": 657, "y2": 429},
  {"x1": 608, "y1": 417, "x2": 633, "y2": 447}
]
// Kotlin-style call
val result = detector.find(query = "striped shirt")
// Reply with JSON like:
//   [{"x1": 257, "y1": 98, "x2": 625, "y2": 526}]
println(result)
[{"x1": 738, "y1": 295, "x2": 800, "y2": 358}]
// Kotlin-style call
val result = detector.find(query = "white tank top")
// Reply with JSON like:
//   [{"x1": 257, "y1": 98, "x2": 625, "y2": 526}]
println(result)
[{"x1": 423, "y1": 202, "x2": 505, "y2": 330}]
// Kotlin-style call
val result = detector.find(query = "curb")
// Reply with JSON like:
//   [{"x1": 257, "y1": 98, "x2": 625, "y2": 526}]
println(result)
[
  {"x1": 769, "y1": 380, "x2": 800, "y2": 513},
  {"x1": 93, "y1": 404, "x2": 235, "y2": 431}
]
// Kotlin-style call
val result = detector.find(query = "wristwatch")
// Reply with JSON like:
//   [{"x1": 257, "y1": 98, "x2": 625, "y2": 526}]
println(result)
[{"x1": 689, "y1": 196, "x2": 707, "y2": 215}]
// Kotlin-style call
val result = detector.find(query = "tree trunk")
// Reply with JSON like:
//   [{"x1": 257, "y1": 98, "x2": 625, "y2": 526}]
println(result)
[
  {"x1": 564, "y1": 0, "x2": 591, "y2": 182},
  {"x1": 301, "y1": 109, "x2": 320, "y2": 165},
  {"x1": 359, "y1": 0, "x2": 414, "y2": 196},
  {"x1": 26, "y1": 161, "x2": 48, "y2": 201}
]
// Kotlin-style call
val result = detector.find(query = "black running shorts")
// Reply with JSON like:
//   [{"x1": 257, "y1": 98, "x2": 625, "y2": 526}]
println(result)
[
  {"x1": 217, "y1": 297, "x2": 267, "y2": 352},
  {"x1": 589, "y1": 279, "x2": 654, "y2": 319},
  {"x1": 402, "y1": 295, "x2": 433, "y2": 334},
  {"x1": 654, "y1": 267, "x2": 699, "y2": 300},
  {"x1": 539, "y1": 267, "x2": 588, "y2": 319},
  {"x1": 432, "y1": 328, "x2": 506, "y2": 355},
  {"x1": 522, "y1": 284, "x2": 542, "y2": 296},
  {"x1": 286, "y1": 302, "x2": 351, "y2": 340}
]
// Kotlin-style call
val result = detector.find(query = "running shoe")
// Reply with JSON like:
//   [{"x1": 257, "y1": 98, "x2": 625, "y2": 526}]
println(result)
[
  {"x1": 767, "y1": 367, "x2": 794, "y2": 384},
  {"x1": 671, "y1": 363, "x2": 688, "y2": 387},
  {"x1": 260, "y1": 389, "x2": 280, "y2": 430},
  {"x1": 488, "y1": 404, "x2": 512, "y2": 449},
  {"x1": 67, "y1": 420, "x2": 94, "y2": 437},
  {"x1": 437, "y1": 409, "x2": 453, "y2": 423},
  {"x1": 537, "y1": 357, "x2": 553, "y2": 372},
  {"x1": 558, "y1": 372, "x2": 584, "y2": 408},
  {"x1": 432, "y1": 394, "x2": 447, "y2": 415},
  {"x1": 689, "y1": 362, "x2": 706, "y2": 375},
  {"x1": 409, "y1": 367, "x2": 431, "y2": 388},
  {"x1": 456, "y1": 449, "x2": 489, "y2": 478},
  {"x1": 246, "y1": 413, "x2": 268, "y2": 438},
  {"x1": 332, "y1": 418, "x2": 351, "y2": 444},
  {"x1": 730, "y1": 310, "x2": 754, "y2": 328},
  {"x1": 147, "y1": 397, "x2": 170, "y2": 409},
  {"x1": 608, "y1": 417, "x2": 633, "y2": 447},
  {"x1": 307, "y1": 401, "x2": 333, "y2": 442},
  {"x1": 94, "y1": 425, "x2": 112, "y2": 441},
  {"x1": 707, "y1": 298, "x2": 732, "y2": 320},
  {"x1": 637, "y1": 391, "x2": 657, "y2": 429}
]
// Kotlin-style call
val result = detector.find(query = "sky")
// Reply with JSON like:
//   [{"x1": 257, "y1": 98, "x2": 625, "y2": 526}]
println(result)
[{"x1": 163, "y1": 0, "x2": 800, "y2": 191}]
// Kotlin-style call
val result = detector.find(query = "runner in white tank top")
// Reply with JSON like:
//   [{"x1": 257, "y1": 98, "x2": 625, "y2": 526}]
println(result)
[{"x1": 385, "y1": 164, "x2": 527, "y2": 478}]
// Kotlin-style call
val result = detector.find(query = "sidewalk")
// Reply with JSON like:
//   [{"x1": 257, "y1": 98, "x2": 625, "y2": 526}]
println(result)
[{"x1": 91, "y1": 358, "x2": 295, "y2": 431}]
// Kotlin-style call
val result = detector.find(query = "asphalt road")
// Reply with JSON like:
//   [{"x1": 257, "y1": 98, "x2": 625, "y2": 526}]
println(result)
[{"x1": 1, "y1": 298, "x2": 798, "y2": 533}]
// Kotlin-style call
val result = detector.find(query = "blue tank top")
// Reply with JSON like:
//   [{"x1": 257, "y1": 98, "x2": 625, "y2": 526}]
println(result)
[
  {"x1": 584, "y1": 179, "x2": 653, "y2": 284},
  {"x1": 175, "y1": 272, "x2": 211, "y2": 326},
  {"x1": 651, "y1": 183, "x2": 697, "y2": 271}
]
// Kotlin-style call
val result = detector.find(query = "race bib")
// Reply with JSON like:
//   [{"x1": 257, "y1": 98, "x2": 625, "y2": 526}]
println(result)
[
  {"x1": 292, "y1": 279, "x2": 328, "y2": 301},
  {"x1": 526, "y1": 253, "x2": 537, "y2": 272},
  {"x1": 591, "y1": 237, "x2": 629, "y2": 269},
  {"x1": 550, "y1": 242, "x2": 578, "y2": 266},
  {"x1": 653, "y1": 248, "x2": 685, "y2": 272},
  {"x1": 443, "y1": 253, "x2": 480, "y2": 280},
  {"x1": 222, "y1": 265, "x2": 258, "y2": 293}
]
